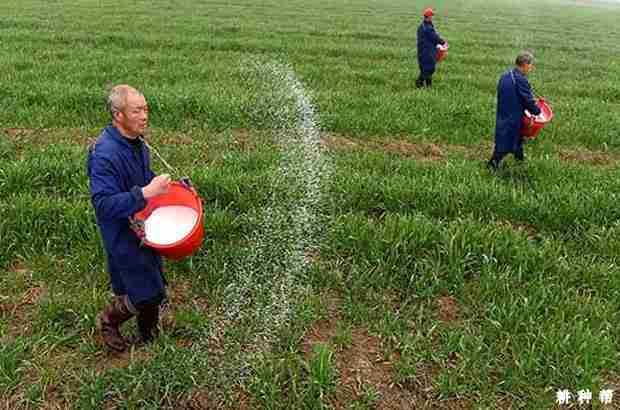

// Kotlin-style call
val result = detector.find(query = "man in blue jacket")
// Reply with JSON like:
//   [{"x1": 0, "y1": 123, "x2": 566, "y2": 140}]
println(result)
[
  {"x1": 416, "y1": 7, "x2": 446, "y2": 88},
  {"x1": 488, "y1": 52, "x2": 542, "y2": 170},
  {"x1": 87, "y1": 84, "x2": 171, "y2": 351}
]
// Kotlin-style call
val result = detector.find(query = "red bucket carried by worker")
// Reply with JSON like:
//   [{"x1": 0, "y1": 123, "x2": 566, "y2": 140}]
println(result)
[
  {"x1": 436, "y1": 42, "x2": 449, "y2": 63},
  {"x1": 131, "y1": 179, "x2": 204, "y2": 260},
  {"x1": 521, "y1": 97, "x2": 553, "y2": 139}
]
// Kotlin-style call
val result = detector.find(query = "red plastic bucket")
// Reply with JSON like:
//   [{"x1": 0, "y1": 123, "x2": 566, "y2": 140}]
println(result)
[
  {"x1": 521, "y1": 97, "x2": 553, "y2": 139},
  {"x1": 436, "y1": 42, "x2": 449, "y2": 63},
  {"x1": 132, "y1": 181, "x2": 204, "y2": 260}
]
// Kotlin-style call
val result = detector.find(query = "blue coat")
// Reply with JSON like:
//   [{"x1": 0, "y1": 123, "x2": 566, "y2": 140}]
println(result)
[
  {"x1": 494, "y1": 69, "x2": 541, "y2": 153},
  {"x1": 417, "y1": 20, "x2": 445, "y2": 76},
  {"x1": 87, "y1": 125, "x2": 165, "y2": 306}
]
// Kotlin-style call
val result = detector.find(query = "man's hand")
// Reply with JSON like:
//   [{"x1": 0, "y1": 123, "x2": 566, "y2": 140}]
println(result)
[
  {"x1": 142, "y1": 174, "x2": 171, "y2": 199},
  {"x1": 535, "y1": 113, "x2": 546, "y2": 122}
]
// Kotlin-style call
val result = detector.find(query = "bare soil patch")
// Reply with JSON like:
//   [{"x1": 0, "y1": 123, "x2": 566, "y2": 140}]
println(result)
[
  {"x1": 559, "y1": 148, "x2": 616, "y2": 166},
  {"x1": 436, "y1": 295, "x2": 460, "y2": 323},
  {"x1": 322, "y1": 133, "x2": 620, "y2": 167}
]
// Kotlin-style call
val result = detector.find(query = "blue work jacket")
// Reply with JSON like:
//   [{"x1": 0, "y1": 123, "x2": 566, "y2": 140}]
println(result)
[
  {"x1": 87, "y1": 125, "x2": 165, "y2": 306},
  {"x1": 417, "y1": 19, "x2": 445, "y2": 76},
  {"x1": 494, "y1": 69, "x2": 541, "y2": 153}
]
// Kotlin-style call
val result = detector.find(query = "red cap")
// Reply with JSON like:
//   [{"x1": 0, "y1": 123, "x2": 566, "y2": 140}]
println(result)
[{"x1": 423, "y1": 8, "x2": 434, "y2": 17}]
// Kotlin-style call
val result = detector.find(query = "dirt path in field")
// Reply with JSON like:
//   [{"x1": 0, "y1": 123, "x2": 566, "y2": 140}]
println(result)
[
  {"x1": 322, "y1": 133, "x2": 620, "y2": 167},
  {"x1": 3, "y1": 127, "x2": 618, "y2": 167}
]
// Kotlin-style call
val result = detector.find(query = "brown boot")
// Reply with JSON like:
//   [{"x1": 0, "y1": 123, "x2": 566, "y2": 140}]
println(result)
[
  {"x1": 137, "y1": 304, "x2": 160, "y2": 344},
  {"x1": 97, "y1": 296, "x2": 134, "y2": 352}
]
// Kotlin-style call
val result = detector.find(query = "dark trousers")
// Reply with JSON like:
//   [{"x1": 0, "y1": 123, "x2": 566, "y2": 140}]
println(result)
[
  {"x1": 488, "y1": 147, "x2": 524, "y2": 170},
  {"x1": 416, "y1": 73, "x2": 433, "y2": 88}
]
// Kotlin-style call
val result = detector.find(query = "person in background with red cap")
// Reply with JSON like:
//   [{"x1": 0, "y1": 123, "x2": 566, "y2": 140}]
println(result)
[{"x1": 416, "y1": 7, "x2": 446, "y2": 88}]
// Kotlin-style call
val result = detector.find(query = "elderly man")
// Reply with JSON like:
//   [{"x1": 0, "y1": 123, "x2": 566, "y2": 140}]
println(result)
[
  {"x1": 416, "y1": 7, "x2": 446, "y2": 88},
  {"x1": 488, "y1": 52, "x2": 542, "y2": 170},
  {"x1": 87, "y1": 85, "x2": 171, "y2": 351}
]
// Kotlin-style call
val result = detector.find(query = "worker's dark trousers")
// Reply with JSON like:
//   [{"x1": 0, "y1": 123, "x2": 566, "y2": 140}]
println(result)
[
  {"x1": 488, "y1": 147, "x2": 524, "y2": 170},
  {"x1": 416, "y1": 74, "x2": 433, "y2": 88}
]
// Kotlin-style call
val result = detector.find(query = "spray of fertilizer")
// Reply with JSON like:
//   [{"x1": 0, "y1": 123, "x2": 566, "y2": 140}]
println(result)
[{"x1": 192, "y1": 61, "x2": 330, "y2": 400}]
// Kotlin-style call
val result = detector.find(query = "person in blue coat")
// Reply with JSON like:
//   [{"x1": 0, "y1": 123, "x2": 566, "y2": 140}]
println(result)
[
  {"x1": 87, "y1": 84, "x2": 171, "y2": 351},
  {"x1": 416, "y1": 7, "x2": 446, "y2": 88},
  {"x1": 488, "y1": 52, "x2": 542, "y2": 170}
]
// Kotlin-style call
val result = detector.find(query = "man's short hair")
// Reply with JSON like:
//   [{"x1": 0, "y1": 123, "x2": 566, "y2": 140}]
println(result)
[
  {"x1": 107, "y1": 84, "x2": 143, "y2": 118},
  {"x1": 515, "y1": 52, "x2": 534, "y2": 67}
]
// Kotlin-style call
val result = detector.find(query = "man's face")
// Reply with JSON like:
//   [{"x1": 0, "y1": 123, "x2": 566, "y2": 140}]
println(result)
[
  {"x1": 522, "y1": 63, "x2": 533, "y2": 75},
  {"x1": 116, "y1": 92, "x2": 148, "y2": 138}
]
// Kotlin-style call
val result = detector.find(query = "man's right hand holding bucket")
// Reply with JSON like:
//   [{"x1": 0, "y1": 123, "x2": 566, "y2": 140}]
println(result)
[{"x1": 142, "y1": 174, "x2": 171, "y2": 199}]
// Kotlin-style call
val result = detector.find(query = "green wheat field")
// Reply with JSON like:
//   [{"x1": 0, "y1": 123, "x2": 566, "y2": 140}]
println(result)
[{"x1": 1, "y1": 0, "x2": 620, "y2": 408}]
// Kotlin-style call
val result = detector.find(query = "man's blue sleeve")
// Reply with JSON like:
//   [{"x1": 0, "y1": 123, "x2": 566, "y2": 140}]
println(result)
[
  {"x1": 428, "y1": 27, "x2": 445, "y2": 46},
  {"x1": 516, "y1": 76, "x2": 541, "y2": 115},
  {"x1": 88, "y1": 155, "x2": 147, "y2": 221}
]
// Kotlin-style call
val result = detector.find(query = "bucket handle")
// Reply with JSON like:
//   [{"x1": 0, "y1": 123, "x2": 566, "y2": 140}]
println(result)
[
  {"x1": 179, "y1": 176, "x2": 193, "y2": 189},
  {"x1": 129, "y1": 216, "x2": 147, "y2": 247},
  {"x1": 178, "y1": 176, "x2": 199, "y2": 195}
]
